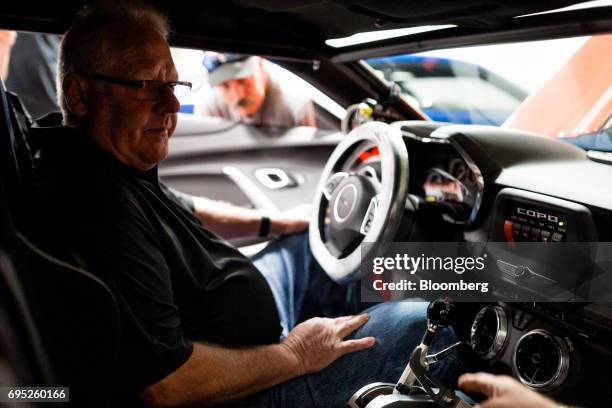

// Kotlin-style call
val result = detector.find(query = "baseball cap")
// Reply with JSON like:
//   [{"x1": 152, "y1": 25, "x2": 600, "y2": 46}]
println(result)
[{"x1": 203, "y1": 52, "x2": 258, "y2": 86}]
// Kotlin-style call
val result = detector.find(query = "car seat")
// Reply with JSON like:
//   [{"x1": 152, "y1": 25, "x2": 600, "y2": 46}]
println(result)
[{"x1": 0, "y1": 79, "x2": 121, "y2": 407}]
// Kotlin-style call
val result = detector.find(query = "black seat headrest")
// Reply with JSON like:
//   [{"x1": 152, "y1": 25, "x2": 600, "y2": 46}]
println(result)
[{"x1": 0, "y1": 84, "x2": 35, "y2": 219}]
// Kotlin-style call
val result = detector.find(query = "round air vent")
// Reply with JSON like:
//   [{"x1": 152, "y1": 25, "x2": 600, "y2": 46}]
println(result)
[
  {"x1": 513, "y1": 329, "x2": 570, "y2": 391},
  {"x1": 470, "y1": 305, "x2": 508, "y2": 359}
]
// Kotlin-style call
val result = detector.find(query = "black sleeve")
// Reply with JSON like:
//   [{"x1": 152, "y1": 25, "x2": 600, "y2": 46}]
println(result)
[
  {"x1": 79, "y1": 195, "x2": 194, "y2": 391},
  {"x1": 160, "y1": 183, "x2": 195, "y2": 214}
]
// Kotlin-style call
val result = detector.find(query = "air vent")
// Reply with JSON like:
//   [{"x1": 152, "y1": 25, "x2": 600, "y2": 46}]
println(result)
[
  {"x1": 470, "y1": 305, "x2": 508, "y2": 359},
  {"x1": 513, "y1": 329, "x2": 570, "y2": 391}
]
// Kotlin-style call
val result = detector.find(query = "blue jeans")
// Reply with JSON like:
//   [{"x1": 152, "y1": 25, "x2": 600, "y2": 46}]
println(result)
[{"x1": 243, "y1": 232, "x2": 466, "y2": 408}]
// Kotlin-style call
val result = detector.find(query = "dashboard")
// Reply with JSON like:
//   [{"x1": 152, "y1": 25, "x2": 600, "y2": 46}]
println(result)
[{"x1": 390, "y1": 121, "x2": 612, "y2": 405}]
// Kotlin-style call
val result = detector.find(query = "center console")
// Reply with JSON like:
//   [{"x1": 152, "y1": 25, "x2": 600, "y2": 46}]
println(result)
[
  {"x1": 487, "y1": 188, "x2": 598, "y2": 302},
  {"x1": 490, "y1": 188, "x2": 597, "y2": 243},
  {"x1": 462, "y1": 188, "x2": 606, "y2": 402}
]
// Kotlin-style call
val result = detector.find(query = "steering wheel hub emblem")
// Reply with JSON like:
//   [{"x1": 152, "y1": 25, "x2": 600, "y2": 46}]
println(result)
[{"x1": 333, "y1": 184, "x2": 358, "y2": 222}]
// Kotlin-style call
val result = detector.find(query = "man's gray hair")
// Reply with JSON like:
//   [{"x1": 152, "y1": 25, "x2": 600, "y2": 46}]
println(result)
[{"x1": 57, "y1": 1, "x2": 170, "y2": 123}]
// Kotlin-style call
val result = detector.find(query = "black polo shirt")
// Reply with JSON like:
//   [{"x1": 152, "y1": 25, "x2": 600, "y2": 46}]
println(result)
[{"x1": 26, "y1": 127, "x2": 281, "y2": 393}]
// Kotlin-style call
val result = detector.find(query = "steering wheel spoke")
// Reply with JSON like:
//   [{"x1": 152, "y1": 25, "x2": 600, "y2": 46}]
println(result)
[
  {"x1": 360, "y1": 194, "x2": 382, "y2": 235},
  {"x1": 323, "y1": 172, "x2": 349, "y2": 200}
]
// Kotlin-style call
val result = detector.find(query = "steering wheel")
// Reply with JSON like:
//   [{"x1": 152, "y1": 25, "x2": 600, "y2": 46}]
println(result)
[{"x1": 309, "y1": 121, "x2": 409, "y2": 283}]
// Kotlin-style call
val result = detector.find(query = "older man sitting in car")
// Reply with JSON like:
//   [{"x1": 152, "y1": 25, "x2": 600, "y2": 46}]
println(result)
[{"x1": 24, "y1": 2, "x2": 564, "y2": 408}]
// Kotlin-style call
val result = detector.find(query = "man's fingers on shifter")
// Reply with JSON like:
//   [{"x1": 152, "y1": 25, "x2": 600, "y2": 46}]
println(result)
[
  {"x1": 339, "y1": 337, "x2": 375, "y2": 353},
  {"x1": 458, "y1": 372, "x2": 499, "y2": 397},
  {"x1": 338, "y1": 314, "x2": 370, "y2": 337}
]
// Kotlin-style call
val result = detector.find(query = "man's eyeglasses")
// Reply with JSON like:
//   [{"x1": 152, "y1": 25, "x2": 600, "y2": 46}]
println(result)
[
  {"x1": 202, "y1": 53, "x2": 247, "y2": 73},
  {"x1": 82, "y1": 73, "x2": 193, "y2": 101}
]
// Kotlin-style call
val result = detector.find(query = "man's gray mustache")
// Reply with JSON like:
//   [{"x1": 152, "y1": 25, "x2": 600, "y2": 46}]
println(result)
[{"x1": 233, "y1": 98, "x2": 252, "y2": 109}]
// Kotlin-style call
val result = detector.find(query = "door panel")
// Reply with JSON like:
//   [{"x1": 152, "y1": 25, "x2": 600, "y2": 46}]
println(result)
[{"x1": 159, "y1": 115, "x2": 343, "y2": 212}]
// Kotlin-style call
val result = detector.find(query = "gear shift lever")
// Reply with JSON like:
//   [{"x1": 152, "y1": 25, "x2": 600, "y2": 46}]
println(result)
[
  {"x1": 395, "y1": 300, "x2": 457, "y2": 393},
  {"x1": 425, "y1": 300, "x2": 456, "y2": 344},
  {"x1": 394, "y1": 300, "x2": 471, "y2": 407},
  {"x1": 347, "y1": 300, "x2": 473, "y2": 408}
]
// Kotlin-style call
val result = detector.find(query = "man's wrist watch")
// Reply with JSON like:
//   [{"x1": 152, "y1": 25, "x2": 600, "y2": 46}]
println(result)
[{"x1": 258, "y1": 215, "x2": 271, "y2": 237}]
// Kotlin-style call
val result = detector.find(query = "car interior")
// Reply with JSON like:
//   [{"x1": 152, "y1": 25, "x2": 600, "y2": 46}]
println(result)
[{"x1": 1, "y1": 1, "x2": 612, "y2": 407}]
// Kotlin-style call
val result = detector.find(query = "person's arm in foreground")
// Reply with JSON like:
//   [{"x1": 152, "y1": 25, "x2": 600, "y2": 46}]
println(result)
[
  {"x1": 139, "y1": 314, "x2": 375, "y2": 407},
  {"x1": 459, "y1": 372, "x2": 562, "y2": 408},
  {"x1": 0, "y1": 30, "x2": 16, "y2": 80},
  {"x1": 192, "y1": 195, "x2": 312, "y2": 239}
]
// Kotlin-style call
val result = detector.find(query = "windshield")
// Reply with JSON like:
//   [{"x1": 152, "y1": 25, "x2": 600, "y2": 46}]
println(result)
[
  {"x1": 368, "y1": 54, "x2": 527, "y2": 126},
  {"x1": 364, "y1": 34, "x2": 612, "y2": 151}
]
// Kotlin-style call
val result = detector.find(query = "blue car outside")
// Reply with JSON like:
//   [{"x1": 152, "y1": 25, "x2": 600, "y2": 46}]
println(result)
[{"x1": 366, "y1": 55, "x2": 528, "y2": 126}]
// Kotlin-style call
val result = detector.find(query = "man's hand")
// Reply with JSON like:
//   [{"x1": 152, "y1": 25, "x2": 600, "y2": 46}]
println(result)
[
  {"x1": 269, "y1": 203, "x2": 313, "y2": 236},
  {"x1": 458, "y1": 372, "x2": 559, "y2": 408},
  {"x1": 281, "y1": 314, "x2": 375, "y2": 375}
]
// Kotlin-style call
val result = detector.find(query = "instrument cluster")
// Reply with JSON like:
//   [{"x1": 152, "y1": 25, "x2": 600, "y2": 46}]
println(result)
[{"x1": 421, "y1": 154, "x2": 482, "y2": 224}]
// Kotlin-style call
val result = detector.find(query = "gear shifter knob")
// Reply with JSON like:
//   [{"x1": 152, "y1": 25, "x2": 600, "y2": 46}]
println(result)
[{"x1": 427, "y1": 300, "x2": 456, "y2": 327}]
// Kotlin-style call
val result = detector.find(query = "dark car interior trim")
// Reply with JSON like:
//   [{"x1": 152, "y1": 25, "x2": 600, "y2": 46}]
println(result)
[{"x1": 2, "y1": 1, "x2": 612, "y2": 406}]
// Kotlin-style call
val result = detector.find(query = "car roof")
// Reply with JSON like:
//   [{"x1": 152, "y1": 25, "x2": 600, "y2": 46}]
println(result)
[{"x1": 1, "y1": 0, "x2": 611, "y2": 61}]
